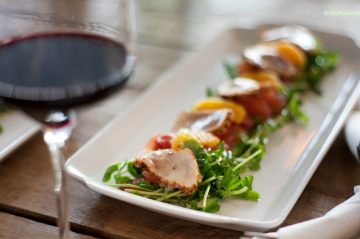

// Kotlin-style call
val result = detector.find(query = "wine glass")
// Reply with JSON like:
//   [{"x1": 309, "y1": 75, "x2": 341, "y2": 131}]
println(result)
[{"x1": 0, "y1": 1, "x2": 135, "y2": 238}]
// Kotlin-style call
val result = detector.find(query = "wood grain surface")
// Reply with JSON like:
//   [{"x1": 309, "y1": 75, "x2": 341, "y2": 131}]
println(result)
[
  {"x1": 0, "y1": 0, "x2": 360, "y2": 238},
  {"x1": 0, "y1": 212, "x2": 96, "y2": 239}
]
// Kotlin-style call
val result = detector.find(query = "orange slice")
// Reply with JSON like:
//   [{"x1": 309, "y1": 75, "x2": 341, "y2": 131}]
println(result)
[
  {"x1": 192, "y1": 98, "x2": 246, "y2": 124},
  {"x1": 171, "y1": 128, "x2": 220, "y2": 149},
  {"x1": 276, "y1": 42, "x2": 306, "y2": 67}
]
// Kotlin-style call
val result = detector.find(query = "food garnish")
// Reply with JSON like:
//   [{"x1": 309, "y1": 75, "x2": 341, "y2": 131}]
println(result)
[{"x1": 103, "y1": 26, "x2": 337, "y2": 213}]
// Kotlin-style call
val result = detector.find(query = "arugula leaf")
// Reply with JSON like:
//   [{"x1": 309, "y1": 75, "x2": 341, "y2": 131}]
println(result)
[
  {"x1": 127, "y1": 161, "x2": 143, "y2": 178},
  {"x1": 286, "y1": 90, "x2": 309, "y2": 123},
  {"x1": 183, "y1": 139, "x2": 202, "y2": 155},
  {"x1": 206, "y1": 87, "x2": 217, "y2": 97},
  {"x1": 114, "y1": 174, "x2": 132, "y2": 184},
  {"x1": 224, "y1": 62, "x2": 238, "y2": 79},
  {"x1": 188, "y1": 200, "x2": 201, "y2": 210},
  {"x1": 292, "y1": 49, "x2": 338, "y2": 94},
  {"x1": 138, "y1": 181, "x2": 159, "y2": 190},
  {"x1": 183, "y1": 139, "x2": 208, "y2": 172},
  {"x1": 204, "y1": 198, "x2": 220, "y2": 213},
  {"x1": 220, "y1": 168, "x2": 238, "y2": 190},
  {"x1": 102, "y1": 163, "x2": 122, "y2": 182},
  {"x1": 241, "y1": 190, "x2": 260, "y2": 201}
]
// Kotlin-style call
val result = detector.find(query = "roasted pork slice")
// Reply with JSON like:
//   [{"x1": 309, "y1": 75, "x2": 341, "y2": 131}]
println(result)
[
  {"x1": 239, "y1": 71, "x2": 282, "y2": 89},
  {"x1": 243, "y1": 44, "x2": 298, "y2": 78},
  {"x1": 261, "y1": 25, "x2": 317, "y2": 52},
  {"x1": 134, "y1": 149, "x2": 202, "y2": 194},
  {"x1": 217, "y1": 77, "x2": 261, "y2": 97},
  {"x1": 172, "y1": 109, "x2": 234, "y2": 133}
]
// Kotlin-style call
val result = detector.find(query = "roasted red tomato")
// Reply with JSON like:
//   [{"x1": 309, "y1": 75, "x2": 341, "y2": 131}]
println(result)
[
  {"x1": 260, "y1": 88, "x2": 286, "y2": 116},
  {"x1": 145, "y1": 134, "x2": 173, "y2": 150},
  {"x1": 213, "y1": 122, "x2": 250, "y2": 148},
  {"x1": 234, "y1": 94, "x2": 272, "y2": 123}
]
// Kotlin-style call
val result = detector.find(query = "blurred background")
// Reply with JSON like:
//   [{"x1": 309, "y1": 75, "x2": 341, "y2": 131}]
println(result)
[{"x1": 0, "y1": 0, "x2": 359, "y2": 93}]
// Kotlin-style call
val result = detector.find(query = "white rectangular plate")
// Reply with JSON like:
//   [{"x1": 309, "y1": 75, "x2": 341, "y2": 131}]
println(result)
[
  {"x1": 0, "y1": 110, "x2": 40, "y2": 163},
  {"x1": 65, "y1": 26, "x2": 360, "y2": 232}
]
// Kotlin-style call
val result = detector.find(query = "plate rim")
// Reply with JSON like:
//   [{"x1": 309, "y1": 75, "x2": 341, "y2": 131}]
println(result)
[{"x1": 0, "y1": 110, "x2": 40, "y2": 163}]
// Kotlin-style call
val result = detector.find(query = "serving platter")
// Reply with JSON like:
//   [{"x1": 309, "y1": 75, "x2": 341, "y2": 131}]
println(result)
[
  {"x1": 65, "y1": 26, "x2": 360, "y2": 231},
  {"x1": 0, "y1": 110, "x2": 40, "y2": 163}
]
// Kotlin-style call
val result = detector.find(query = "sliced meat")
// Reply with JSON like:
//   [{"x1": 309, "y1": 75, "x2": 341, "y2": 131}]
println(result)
[
  {"x1": 217, "y1": 77, "x2": 260, "y2": 97},
  {"x1": 134, "y1": 149, "x2": 202, "y2": 194},
  {"x1": 243, "y1": 44, "x2": 298, "y2": 78},
  {"x1": 172, "y1": 109, "x2": 234, "y2": 133},
  {"x1": 261, "y1": 25, "x2": 317, "y2": 52}
]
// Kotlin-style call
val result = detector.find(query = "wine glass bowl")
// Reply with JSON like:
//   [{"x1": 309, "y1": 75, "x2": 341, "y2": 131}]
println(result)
[{"x1": 0, "y1": 31, "x2": 135, "y2": 122}]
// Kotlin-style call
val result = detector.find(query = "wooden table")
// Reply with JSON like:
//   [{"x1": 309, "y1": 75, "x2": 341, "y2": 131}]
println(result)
[{"x1": 1, "y1": 1, "x2": 360, "y2": 238}]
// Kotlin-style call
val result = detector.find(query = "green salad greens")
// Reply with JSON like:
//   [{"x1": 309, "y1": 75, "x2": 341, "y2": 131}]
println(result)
[
  {"x1": 103, "y1": 141, "x2": 261, "y2": 212},
  {"x1": 292, "y1": 49, "x2": 338, "y2": 94}
]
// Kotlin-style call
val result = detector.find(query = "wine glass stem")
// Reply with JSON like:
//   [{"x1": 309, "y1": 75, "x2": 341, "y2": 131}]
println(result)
[
  {"x1": 47, "y1": 142, "x2": 70, "y2": 239},
  {"x1": 43, "y1": 111, "x2": 74, "y2": 239}
]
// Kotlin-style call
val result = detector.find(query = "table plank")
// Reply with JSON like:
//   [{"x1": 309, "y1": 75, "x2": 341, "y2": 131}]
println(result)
[
  {"x1": 282, "y1": 133, "x2": 360, "y2": 226},
  {"x1": 0, "y1": 212, "x2": 96, "y2": 239}
]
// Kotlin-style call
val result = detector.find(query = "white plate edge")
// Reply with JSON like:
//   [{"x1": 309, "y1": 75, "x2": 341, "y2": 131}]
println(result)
[{"x1": 0, "y1": 112, "x2": 40, "y2": 163}]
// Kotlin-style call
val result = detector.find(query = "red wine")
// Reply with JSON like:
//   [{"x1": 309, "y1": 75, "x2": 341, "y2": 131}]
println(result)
[{"x1": 0, "y1": 32, "x2": 133, "y2": 110}]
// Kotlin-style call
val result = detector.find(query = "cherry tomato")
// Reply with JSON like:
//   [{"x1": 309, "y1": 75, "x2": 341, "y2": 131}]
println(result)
[
  {"x1": 145, "y1": 134, "x2": 173, "y2": 150},
  {"x1": 156, "y1": 135, "x2": 173, "y2": 149}
]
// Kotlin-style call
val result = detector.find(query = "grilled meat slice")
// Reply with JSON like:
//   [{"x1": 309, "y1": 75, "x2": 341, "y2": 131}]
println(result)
[{"x1": 134, "y1": 149, "x2": 202, "y2": 194}]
